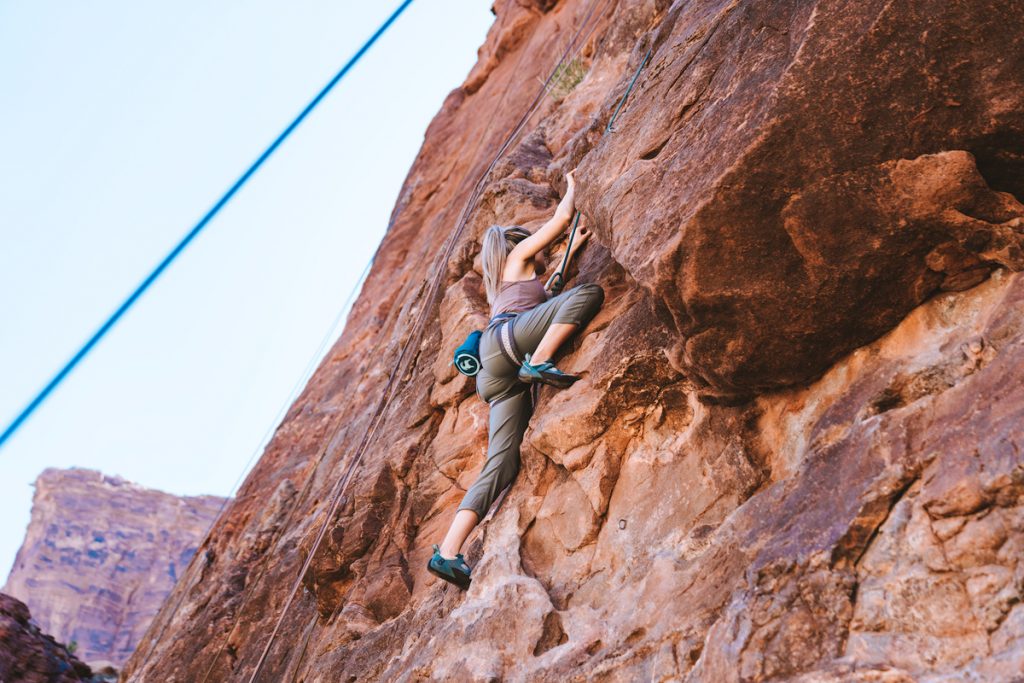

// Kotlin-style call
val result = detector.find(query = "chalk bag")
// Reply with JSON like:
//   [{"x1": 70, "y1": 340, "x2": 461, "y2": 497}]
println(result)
[{"x1": 453, "y1": 330, "x2": 483, "y2": 376}]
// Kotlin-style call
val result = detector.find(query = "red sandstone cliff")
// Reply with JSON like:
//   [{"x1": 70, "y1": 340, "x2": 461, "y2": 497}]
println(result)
[
  {"x1": 125, "y1": 1, "x2": 1024, "y2": 680},
  {"x1": 3, "y1": 468, "x2": 226, "y2": 670}
]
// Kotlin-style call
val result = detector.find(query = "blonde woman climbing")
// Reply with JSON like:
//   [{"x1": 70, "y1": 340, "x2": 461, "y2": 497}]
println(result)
[{"x1": 428, "y1": 169, "x2": 605, "y2": 590}]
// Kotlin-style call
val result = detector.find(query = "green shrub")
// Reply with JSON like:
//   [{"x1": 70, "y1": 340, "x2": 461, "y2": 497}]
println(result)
[{"x1": 545, "y1": 56, "x2": 588, "y2": 102}]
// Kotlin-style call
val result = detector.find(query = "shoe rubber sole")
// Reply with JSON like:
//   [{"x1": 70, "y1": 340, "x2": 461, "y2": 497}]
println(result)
[
  {"x1": 518, "y1": 369, "x2": 580, "y2": 388},
  {"x1": 427, "y1": 562, "x2": 471, "y2": 590}
]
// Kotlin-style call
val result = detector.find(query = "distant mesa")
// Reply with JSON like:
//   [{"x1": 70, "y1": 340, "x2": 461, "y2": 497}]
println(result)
[{"x1": 3, "y1": 467, "x2": 227, "y2": 671}]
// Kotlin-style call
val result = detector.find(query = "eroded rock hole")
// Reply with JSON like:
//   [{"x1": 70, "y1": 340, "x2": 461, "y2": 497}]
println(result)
[
  {"x1": 533, "y1": 611, "x2": 568, "y2": 656},
  {"x1": 625, "y1": 627, "x2": 647, "y2": 645},
  {"x1": 683, "y1": 639, "x2": 704, "y2": 666},
  {"x1": 969, "y1": 131, "x2": 1024, "y2": 201},
  {"x1": 867, "y1": 387, "x2": 905, "y2": 416},
  {"x1": 640, "y1": 136, "x2": 671, "y2": 161}
]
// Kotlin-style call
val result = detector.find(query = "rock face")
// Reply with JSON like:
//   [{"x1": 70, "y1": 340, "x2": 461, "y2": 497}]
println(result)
[
  {"x1": 124, "y1": 1, "x2": 1024, "y2": 681},
  {"x1": 0, "y1": 593, "x2": 95, "y2": 683},
  {"x1": 3, "y1": 469, "x2": 226, "y2": 669}
]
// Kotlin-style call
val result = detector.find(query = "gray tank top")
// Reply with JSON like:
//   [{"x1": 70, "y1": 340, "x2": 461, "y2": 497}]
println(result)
[{"x1": 490, "y1": 276, "x2": 547, "y2": 318}]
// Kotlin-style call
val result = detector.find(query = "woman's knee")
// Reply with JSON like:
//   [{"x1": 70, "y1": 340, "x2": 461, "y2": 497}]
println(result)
[
  {"x1": 554, "y1": 282, "x2": 604, "y2": 325},
  {"x1": 577, "y1": 282, "x2": 604, "y2": 307}
]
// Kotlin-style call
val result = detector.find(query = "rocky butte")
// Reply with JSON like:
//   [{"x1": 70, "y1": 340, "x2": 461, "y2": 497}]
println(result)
[
  {"x1": 3, "y1": 468, "x2": 226, "y2": 671},
  {"x1": 124, "y1": 0, "x2": 1023, "y2": 681}
]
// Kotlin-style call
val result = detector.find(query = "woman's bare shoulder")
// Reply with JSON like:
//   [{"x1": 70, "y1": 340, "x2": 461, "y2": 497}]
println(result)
[{"x1": 502, "y1": 259, "x2": 536, "y2": 282}]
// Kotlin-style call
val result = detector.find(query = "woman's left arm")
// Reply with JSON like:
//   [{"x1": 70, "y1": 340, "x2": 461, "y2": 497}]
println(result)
[{"x1": 509, "y1": 171, "x2": 577, "y2": 263}]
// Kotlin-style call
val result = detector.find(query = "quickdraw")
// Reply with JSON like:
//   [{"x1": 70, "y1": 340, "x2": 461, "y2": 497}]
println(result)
[{"x1": 606, "y1": 47, "x2": 653, "y2": 133}]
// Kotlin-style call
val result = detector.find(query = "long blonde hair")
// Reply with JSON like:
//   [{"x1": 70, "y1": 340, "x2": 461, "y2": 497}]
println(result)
[{"x1": 481, "y1": 225, "x2": 531, "y2": 304}]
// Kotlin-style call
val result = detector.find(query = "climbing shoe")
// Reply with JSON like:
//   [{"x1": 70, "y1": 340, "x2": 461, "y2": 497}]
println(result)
[
  {"x1": 517, "y1": 353, "x2": 580, "y2": 389},
  {"x1": 427, "y1": 544, "x2": 472, "y2": 590}
]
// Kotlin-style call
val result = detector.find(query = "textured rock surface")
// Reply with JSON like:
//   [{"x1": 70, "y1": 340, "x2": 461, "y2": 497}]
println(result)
[
  {"x1": 0, "y1": 593, "x2": 97, "y2": 683},
  {"x1": 125, "y1": 0, "x2": 1024, "y2": 681},
  {"x1": 3, "y1": 468, "x2": 226, "y2": 669}
]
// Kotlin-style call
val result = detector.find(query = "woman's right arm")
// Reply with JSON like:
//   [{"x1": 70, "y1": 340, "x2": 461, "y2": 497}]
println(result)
[
  {"x1": 560, "y1": 224, "x2": 591, "y2": 269},
  {"x1": 508, "y1": 171, "x2": 577, "y2": 264},
  {"x1": 544, "y1": 222, "x2": 591, "y2": 294}
]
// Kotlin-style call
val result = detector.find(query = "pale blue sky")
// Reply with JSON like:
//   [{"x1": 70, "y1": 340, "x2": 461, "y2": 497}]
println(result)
[{"x1": 0, "y1": 2, "x2": 494, "y2": 577}]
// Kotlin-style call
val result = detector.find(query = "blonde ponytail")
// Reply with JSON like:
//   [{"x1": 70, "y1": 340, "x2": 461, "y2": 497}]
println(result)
[{"x1": 481, "y1": 225, "x2": 530, "y2": 304}]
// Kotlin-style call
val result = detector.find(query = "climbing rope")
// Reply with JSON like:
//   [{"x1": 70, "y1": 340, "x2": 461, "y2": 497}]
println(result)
[
  {"x1": 544, "y1": 46, "x2": 656, "y2": 293},
  {"x1": 544, "y1": 210, "x2": 582, "y2": 295},
  {"x1": 135, "y1": 256, "x2": 374, "y2": 675},
  {"x1": 0, "y1": 0, "x2": 415, "y2": 452},
  {"x1": 126, "y1": 0, "x2": 414, "y2": 676},
  {"x1": 240, "y1": 1, "x2": 614, "y2": 681}
]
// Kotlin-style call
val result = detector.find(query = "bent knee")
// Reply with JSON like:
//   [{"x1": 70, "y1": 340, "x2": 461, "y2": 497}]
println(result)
[
  {"x1": 551, "y1": 282, "x2": 605, "y2": 327},
  {"x1": 572, "y1": 282, "x2": 605, "y2": 316},
  {"x1": 578, "y1": 282, "x2": 604, "y2": 304}
]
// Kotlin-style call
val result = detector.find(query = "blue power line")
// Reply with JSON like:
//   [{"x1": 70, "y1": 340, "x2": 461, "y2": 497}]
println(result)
[{"x1": 0, "y1": 0, "x2": 415, "y2": 451}]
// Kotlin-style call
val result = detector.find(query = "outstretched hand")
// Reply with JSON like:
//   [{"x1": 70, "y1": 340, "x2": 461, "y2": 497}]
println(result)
[
  {"x1": 561, "y1": 168, "x2": 579, "y2": 218},
  {"x1": 570, "y1": 223, "x2": 590, "y2": 254}
]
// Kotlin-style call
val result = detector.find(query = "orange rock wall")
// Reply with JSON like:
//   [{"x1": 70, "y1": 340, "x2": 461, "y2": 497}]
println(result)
[{"x1": 124, "y1": 0, "x2": 1024, "y2": 680}]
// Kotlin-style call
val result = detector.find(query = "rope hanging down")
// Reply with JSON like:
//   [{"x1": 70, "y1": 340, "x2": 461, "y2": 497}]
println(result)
[
  {"x1": 135, "y1": 256, "x2": 374, "y2": 673},
  {"x1": 0, "y1": 0, "x2": 415, "y2": 452},
  {"x1": 545, "y1": 46, "x2": 655, "y2": 293},
  {"x1": 544, "y1": 210, "x2": 581, "y2": 295},
  {"x1": 241, "y1": 1, "x2": 613, "y2": 680},
  {"x1": 196, "y1": 24, "x2": 561, "y2": 683}
]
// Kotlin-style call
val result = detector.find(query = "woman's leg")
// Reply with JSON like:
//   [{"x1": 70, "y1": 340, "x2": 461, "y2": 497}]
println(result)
[
  {"x1": 434, "y1": 348, "x2": 532, "y2": 557},
  {"x1": 513, "y1": 283, "x2": 605, "y2": 361},
  {"x1": 439, "y1": 509, "x2": 479, "y2": 559},
  {"x1": 530, "y1": 323, "x2": 578, "y2": 364},
  {"x1": 433, "y1": 286, "x2": 604, "y2": 560},
  {"x1": 438, "y1": 365, "x2": 532, "y2": 558}
]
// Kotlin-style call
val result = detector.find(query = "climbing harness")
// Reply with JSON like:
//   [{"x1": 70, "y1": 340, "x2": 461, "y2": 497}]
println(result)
[
  {"x1": 453, "y1": 312, "x2": 522, "y2": 376},
  {"x1": 496, "y1": 314, "x2": 525, "y2": 367},
  {"x1": 606, "y1": 47, "x2": 653, "y2": 133}
]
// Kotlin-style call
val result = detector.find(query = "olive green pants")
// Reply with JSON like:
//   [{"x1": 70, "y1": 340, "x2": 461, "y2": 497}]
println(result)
[{"x1": 458, "y1": 283, "x2": 605, "y2": 519}]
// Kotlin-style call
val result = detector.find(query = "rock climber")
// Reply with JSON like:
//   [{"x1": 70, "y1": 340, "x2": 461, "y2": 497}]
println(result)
[{"x1": 428, "y1": 169, "x2": 605, "y2": 590}]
